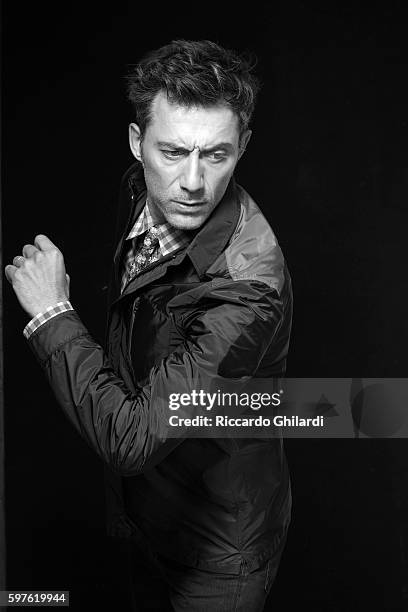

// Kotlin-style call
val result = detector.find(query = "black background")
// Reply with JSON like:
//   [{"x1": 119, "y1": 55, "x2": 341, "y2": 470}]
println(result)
[{"x1": 2, "y1": 1, "x2": 408, "y2": 610}]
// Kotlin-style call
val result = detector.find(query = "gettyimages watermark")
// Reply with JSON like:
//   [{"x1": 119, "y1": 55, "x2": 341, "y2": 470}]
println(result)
[{"x1": 149, "y1": 378, "x2": 408, "y2": 438}]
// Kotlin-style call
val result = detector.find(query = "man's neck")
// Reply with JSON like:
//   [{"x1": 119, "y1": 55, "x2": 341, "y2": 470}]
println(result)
[{"x1": 146, "y1": 196, "x2": 166, "y2": 225}]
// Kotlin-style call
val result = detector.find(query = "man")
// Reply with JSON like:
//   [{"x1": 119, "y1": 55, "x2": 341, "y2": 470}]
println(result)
[{"x1": 5, "y1": 40, "x2": 293, "y2": 611}]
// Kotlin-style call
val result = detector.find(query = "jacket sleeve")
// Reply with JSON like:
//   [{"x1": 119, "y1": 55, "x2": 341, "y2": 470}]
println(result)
[{"x1": 27, "y1": 277, "x2": 285, "y2": 476}]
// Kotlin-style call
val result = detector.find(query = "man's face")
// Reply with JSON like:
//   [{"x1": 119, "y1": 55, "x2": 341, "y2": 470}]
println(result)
[{"x1": 129, "y1": 91, "x2": 250, "y2": 230}]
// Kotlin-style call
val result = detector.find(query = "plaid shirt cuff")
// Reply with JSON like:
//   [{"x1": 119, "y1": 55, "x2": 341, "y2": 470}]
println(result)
[{"x1": 23, "y1": 301, "x2": 74, "y2": 339}]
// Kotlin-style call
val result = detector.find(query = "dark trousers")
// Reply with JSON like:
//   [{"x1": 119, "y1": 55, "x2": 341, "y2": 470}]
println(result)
[{"x1": 127, "y1": 533, "x2": 287, "y2": 612}]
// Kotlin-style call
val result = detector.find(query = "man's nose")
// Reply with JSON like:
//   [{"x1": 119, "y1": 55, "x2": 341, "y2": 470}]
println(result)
[{"x1": 179, "y1": 153, "x2": 204, "y2": 193}]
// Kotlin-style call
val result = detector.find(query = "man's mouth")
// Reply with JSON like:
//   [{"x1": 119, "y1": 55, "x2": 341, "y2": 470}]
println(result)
[{"x1": 173, "y1": 200, "x2": 206, "y2": 208}]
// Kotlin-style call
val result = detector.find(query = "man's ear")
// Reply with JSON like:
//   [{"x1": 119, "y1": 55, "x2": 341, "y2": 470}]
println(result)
[
  {"x1": 129, "y1": 123, "x2": 143, "y2": 163},
  {"x1": 237, "y1": 129, "x2": 252, "y2": 161}
]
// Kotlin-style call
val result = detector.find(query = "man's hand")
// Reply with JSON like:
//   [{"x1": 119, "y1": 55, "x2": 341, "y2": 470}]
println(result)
[{"x1": 5, "y1": 234, "x2": 70, "y2": 319}]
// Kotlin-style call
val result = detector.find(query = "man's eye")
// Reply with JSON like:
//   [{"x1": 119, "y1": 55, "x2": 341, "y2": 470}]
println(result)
[
  {"x1": 207, "y1": 152, "x2": 227, "y2": 162},
  {"x1": 162, "y1": 150, "x2": 184, "y2": 158}
]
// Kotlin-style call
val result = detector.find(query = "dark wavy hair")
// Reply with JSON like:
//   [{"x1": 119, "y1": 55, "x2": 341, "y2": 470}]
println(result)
[{"x1": 126, "y1": 39, "x2": 261, "y2": 139}]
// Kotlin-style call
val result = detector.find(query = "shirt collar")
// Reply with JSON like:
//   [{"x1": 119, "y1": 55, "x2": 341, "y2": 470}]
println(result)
[{"x1": 126, "y1": 200, "x2": 191, "y2": 257}]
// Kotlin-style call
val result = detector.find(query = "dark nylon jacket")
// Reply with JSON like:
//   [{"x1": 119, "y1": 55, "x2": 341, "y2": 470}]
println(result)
[{"x1": 28, "y1": 162, "x2": 293, "y2": 574}]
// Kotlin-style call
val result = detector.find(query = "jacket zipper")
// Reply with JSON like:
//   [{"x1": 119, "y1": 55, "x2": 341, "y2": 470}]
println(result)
[{"x1": 128, "y1": 297, "x2": 140, "y2": 364}]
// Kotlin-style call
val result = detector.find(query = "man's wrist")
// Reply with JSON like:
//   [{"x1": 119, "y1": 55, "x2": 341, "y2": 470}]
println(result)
[{"x1": 23, "y1": 301, "x2": 74, "y2": 339}]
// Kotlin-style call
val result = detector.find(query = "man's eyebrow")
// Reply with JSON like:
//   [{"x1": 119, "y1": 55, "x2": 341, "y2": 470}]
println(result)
[
  {"x1": 156, "y1": 142, "x2": 189, "y2": 150},
  {"x1": 157, "y1": 141, "x2": 234, "y2": 152}
]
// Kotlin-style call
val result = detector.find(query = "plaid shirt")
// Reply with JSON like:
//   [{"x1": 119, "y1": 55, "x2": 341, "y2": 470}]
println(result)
[
  {"x1": 121, "y1": 201, "x2": 191, "y2": 292},
  {"x1": 23, "y1": 301, "x2": 74, "y2": 339},
  {"x1": 24, "y1": 202, "x2": 191, "y2": 339}
]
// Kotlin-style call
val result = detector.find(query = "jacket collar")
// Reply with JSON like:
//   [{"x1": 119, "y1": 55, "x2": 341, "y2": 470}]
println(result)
[
  {"x1": 185, "y1": 176, "x2": 240, "y2": 279},
  {"x1": 112, "y1": 161, "x2": 241, "y2": 296}
]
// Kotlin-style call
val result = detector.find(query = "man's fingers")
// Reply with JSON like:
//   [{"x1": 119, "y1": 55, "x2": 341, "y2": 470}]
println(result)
[
  {"x1": 22, "y1": 244, "x2": 39, "y2": 258},
  {"x1": 4, "y1": 264, "x2": 17, "y2": 284},
  {"x1": 13, "y1": 255, "x2": 26, "y2": 268},
  {"x1": 34, "y1": 234, "x2": 58, "y2": 252}
]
